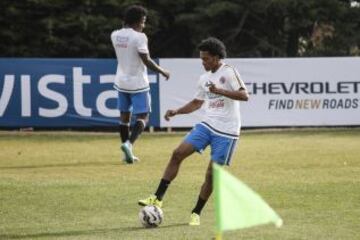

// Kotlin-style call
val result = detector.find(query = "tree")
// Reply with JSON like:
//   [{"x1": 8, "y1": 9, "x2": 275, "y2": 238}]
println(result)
[{"x1": 0, "y1": 0, "x2": 359, "y2": 57}]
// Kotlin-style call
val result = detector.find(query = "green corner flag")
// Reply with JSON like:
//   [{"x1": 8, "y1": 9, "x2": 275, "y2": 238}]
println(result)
[{"x1": 213, "y1": 163, "x2": 283, "y2": 234}]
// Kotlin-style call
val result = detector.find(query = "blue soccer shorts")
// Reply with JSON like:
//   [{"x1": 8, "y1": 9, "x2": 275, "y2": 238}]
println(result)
[
  {"x1": 117, "y1": 91, "x2": 151, "y2": 114},
  {"x1": 184, "y1": 123, "x2": 238, "y2": 165}
]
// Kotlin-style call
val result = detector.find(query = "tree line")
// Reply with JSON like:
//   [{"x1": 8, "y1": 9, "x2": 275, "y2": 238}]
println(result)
[{"x1": 0, "y1": 0, "x2": 359, "y2": 58}]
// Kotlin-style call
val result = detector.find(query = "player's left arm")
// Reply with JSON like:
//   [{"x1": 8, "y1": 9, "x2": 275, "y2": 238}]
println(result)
[
  {"x1": 208, "y1": 84, "x2": 249, "y2": 101},
  {"x1": 208, "y1": 67, "x2": 249, "y2": 101},
  {"x1": 137, "y1": 33, "x2": 170, "y2": 80},
  {"x1": 139, "y1": 53, "x2": 170, "y2": 80}
]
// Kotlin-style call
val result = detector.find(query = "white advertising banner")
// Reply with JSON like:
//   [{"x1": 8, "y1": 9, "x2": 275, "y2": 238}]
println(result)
[{"x1": 159, "y1": 58, "x2": 360, "y2": 127}]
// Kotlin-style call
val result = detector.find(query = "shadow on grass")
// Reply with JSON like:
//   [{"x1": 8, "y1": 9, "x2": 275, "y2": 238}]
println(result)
[
  {"x1": 0, "y1": 161, "x2": 122, "y2": 170},
  {"x1": 0, "y1": 223, "x2": 188, "y2": 239},
  {"x1": 123, "y1": 222, "x2": 188, "y2": 231},
  {"x1": 0, "y1": 228, "x2": 121, "y2": 239}
]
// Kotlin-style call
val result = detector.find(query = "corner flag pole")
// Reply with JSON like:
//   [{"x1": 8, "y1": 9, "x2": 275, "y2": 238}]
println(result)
[
  {"x1": 215, "y1": 232, "x2": 222, "y2": 240},
  {"x1": 213, "y1": 162, "x2": 223, "y2": 240}
]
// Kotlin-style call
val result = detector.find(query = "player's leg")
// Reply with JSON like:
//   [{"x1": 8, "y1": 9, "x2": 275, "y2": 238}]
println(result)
[
  {"x1": 120, "y1": 111, "x2": 139, "y2": 163},
  {"x1": 123, "y1": 112, "x2": 148, "y2": 163},
  {"x1": 129, "y1": 112, "x2": 148, "y2": 144},
  {"x1": 130, "y1": 90, "x2": 151, "y2": 144},
  {"x1": 157, "y1": 141, "x2": 195, "y2": 195},
  {"x1": 138, "y1": 142, "x2": 195, "y2": 207},
  {"x1": 117, "y1": 92, "x2": 133, "y2": 163},
  {"x1": 189, "y1": 133, "x2": 238, "y2": 225},
  {"x1": 118, "y1": 92, "x2": 131, "y2": 142},
  {"x1": 139, "y1": 124, "x2": 210, "y2": 207},
  {"x1": 156, "y1": 124, "x2": 212, "y2": 201},
  {"x1": 122, "y1": 91, "x2": 151, "y2": 162},
  {"x1": 119, "y1": 112, "x2": 131, "y2": 143},
  {"x1": 189, "y1": 161, "x2": 212, "y2": 226}
]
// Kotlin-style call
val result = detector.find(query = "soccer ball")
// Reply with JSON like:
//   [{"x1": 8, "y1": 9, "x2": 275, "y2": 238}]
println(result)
[{"x1": 138, "y1": 205, "x2": 163, "y2": 228}]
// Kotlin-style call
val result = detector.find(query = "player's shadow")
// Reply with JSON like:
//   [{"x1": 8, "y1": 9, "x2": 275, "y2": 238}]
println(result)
[
  {"x1": 123, "y1": 222, "x2": 188, "y2": 231},
  {"x1": 159, "y1": 223, "x2": 188, "y2": 229},
  {"x1": 0, "y1": 161, "x2": 120, "y2": 170},
  {"x1": 0, "y1": 227, "x2": 123, "y2": 239},
  {"x1": 0, "y1": 224, "x2": 188, "y2": 239}
]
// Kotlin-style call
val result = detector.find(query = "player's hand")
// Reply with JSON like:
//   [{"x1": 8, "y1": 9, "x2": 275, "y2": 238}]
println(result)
[
  {"x1": 207, "y1": 82, "x2": 219, "y2": 94},
  {"x1": 161, "y1": 69, "x2": 170, "y2": 80},
  {"x1": 164, "y1": 109, "x2": 177, "y2": 121}
]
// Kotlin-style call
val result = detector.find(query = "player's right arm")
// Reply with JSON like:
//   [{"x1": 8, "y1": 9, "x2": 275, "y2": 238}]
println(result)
[{"x1": 164, "y1": 99, "x2": 204, "y2": 121}]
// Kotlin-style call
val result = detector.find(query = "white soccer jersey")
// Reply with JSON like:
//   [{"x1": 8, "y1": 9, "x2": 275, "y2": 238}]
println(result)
[
  {"x1": 195, "y1": 63, "x2": 247, "y2": 138},
  {"x1": 111, "y1": 28, "x2": 150, "y2": 93}
]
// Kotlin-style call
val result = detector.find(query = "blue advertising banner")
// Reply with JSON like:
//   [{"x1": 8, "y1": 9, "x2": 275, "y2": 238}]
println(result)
[{"x1": 0, "y1": 59, "x2": 160, "y2": 128}]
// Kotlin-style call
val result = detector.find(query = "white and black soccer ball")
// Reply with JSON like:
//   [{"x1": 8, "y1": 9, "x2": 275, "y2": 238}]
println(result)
[{"x1": 138, "y1": 205, "x2": 163, "y2": 228}]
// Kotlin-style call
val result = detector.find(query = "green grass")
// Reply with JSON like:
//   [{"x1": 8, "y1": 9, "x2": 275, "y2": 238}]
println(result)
[{"x1": 0, "y1": 129, "x2": 359, "y2": 240}]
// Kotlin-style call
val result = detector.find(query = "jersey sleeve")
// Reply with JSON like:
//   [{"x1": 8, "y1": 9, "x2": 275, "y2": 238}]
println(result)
[
  {"x1": 227, "y1": 67, "x2": 246, "y2": 91},
  {"x1": 194, "y1": 78, "x2": 206, "y2": 100},
  {"x1": 137, "y1": 33, "x2": 149, "y2": 54},
  {"x1": 110, "y1": 31, "x2": 117, "y2": 46}
]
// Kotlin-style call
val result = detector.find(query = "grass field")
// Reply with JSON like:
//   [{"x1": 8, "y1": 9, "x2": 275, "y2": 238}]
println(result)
[{"x1": 0, "y1": 128, "x2": 359, "y2": 240}]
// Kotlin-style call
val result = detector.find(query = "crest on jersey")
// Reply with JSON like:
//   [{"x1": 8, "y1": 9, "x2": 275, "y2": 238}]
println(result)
[
  {"x1": 219, "y1": 76, "x2": 226, "y2": 84},
  {"x1": 205, "y1": 80, "x2": 213, "y2": 87}
]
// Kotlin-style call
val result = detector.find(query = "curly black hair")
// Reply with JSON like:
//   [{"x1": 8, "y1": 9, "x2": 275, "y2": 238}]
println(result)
[
  {"x1": 197, "y1": 37, "x2": 227, "y2": 59},
  {"x1": 124, "y1": 5, "x2": 147, "y2": 25}
]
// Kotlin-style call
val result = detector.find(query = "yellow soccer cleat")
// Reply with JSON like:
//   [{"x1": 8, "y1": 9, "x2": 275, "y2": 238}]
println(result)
[
  {"x1": 138, "y1": 195, "x2": 163, "y2": 208},
  {"x1": 189, "y1": 213, "x2": 200, "y2": 226}
]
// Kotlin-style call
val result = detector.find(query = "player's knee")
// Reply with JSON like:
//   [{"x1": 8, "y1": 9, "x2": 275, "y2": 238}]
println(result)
[
  {"x1": 205, "y1": 169, "x2": 212, "y2": 183},
  {"x1": 171, "y1": 148, "x2": 185, "y2": 163},
  {"x1": 135, "y1": 118, "x2": 148, "y2": 128},
  {"x1": 136, "y1": 113, "x2": 149, "y2": 122},
  {"x1": 120, "y1": 115, "x2": 130, "y2": 123}
]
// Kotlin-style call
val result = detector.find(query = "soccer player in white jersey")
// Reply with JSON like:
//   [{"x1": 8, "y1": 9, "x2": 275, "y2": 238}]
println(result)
[
  {"x1": 111, "y1": 5, "x2": 170, "y2": 164},
  {"x1": 139, "y1": 37, "x2": 249, "y2": 225}
]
